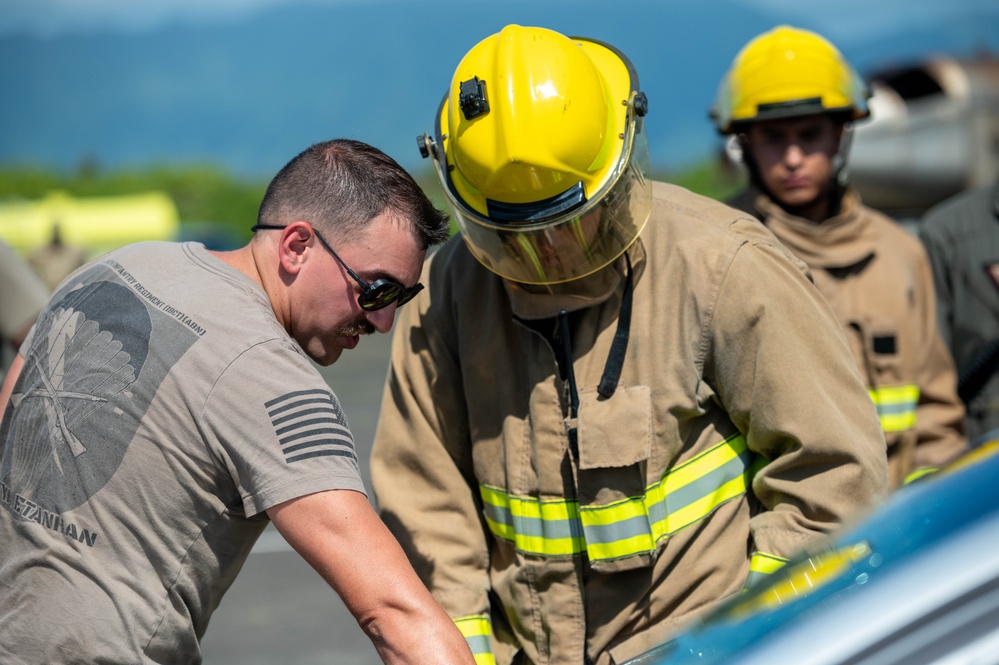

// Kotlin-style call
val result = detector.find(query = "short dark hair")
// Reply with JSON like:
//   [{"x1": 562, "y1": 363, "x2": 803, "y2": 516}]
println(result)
[{"x1": 257, "y1": 139, "x2": 450, "y2": 248}]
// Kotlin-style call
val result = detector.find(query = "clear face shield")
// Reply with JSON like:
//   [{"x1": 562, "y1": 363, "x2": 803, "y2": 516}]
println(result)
[{"x1": 425, "y1": 103, "x2": 653, "y2": 285}]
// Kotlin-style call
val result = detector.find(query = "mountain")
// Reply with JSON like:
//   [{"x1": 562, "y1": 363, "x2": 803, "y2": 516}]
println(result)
[{"x1": 1, "y1": 1, "x2": 997, "y2": 179}]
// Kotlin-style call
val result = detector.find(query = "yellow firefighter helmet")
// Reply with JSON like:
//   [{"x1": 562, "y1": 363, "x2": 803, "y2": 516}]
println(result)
[
  {"x1": 418, "y1": 24, "x2": 652, "y2": 284},
  {"x1": 711, "y1": 25, "x2": 870, "y2": 135}
]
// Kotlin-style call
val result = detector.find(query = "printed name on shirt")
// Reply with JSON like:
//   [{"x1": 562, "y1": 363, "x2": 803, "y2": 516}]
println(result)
[
  {"x1": 0, "y1": 481, "x2": 99, "y2": 547},
  {"x1": 106, "y1": 258, "x2": 207, "y2": 336}
]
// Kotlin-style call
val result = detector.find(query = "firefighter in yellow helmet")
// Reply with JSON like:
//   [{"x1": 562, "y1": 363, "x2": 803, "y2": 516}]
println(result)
[
  {"x1": 713, "y1": 25, "x2": 967, "y2": 489},
  {"x1": 372, "y1": 25, "x2": 888, "y2": 665}
]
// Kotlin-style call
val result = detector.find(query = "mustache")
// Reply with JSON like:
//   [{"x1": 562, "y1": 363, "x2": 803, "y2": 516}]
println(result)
[{"x1": 335, "y1": 319, "x2": 376, "y2": 337}]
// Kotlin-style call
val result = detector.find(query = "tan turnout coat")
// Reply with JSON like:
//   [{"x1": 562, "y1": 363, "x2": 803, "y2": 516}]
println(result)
[
  {"x1": 372, "y1": 182, "x2": 888, "y2": 665},
  {"x1": 729, "y1": 187, "x2": 967, "y2": 487}
]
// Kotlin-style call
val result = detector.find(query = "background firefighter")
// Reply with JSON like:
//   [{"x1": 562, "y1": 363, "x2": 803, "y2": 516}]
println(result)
[{"x1": 713, "y1": 25, "x2": 967, "y2": 488}]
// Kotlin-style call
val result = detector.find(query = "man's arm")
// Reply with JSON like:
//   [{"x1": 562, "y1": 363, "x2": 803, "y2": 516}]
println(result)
[
  {"x1": 0, "y1": 352, "x2": 25, "y2": 417},
  {"x1": 710, "y1": 234, "x2": 889, "y2": 559},
  {"x1": 370, "y1": 274, "x2": 497, "y2": 663},
  {"x1": 267, "y1": 489, "x2": 475, "y2": 665},
  {"x1": 0, "y1": 240, "x2": 49, "y2": 353}
]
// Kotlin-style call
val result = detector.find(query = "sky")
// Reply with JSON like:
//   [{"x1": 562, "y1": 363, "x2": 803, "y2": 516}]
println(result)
[
  {"x1": 2, "y1": 0, "x2": 998, "y2": 41},
  {"x1": 1, "y1": 0, "x2": 997, "y2": 179}
]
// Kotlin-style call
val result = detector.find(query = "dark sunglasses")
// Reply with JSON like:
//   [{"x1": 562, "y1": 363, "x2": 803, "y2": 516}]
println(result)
[{"x1": 251, "y1": 224, "x2": 423, "y2": 311}]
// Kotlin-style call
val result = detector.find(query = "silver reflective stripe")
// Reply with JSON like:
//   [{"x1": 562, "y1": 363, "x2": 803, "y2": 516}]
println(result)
[{"x1": 481, "y1": 434, "x2": 755, "y2": 561}]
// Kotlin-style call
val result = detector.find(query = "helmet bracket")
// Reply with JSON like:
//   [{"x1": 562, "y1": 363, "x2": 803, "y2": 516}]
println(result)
[{"x1": 459, "y1": 77, "x2": 490, "y2": 120}]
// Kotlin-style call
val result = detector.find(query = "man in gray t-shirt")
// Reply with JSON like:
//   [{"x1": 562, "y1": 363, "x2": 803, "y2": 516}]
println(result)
[{"x1": 0, "y1": 139, "x2": 475, "y2": 665}]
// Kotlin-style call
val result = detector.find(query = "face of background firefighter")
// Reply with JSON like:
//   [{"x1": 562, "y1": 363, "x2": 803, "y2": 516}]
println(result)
[{"x1": 743, "y1": 114, "x2": 845, "y2": 221}]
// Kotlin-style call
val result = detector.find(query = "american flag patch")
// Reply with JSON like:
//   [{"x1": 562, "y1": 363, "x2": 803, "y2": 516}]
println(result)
[{"x1": 264, "y1": 389, "x2": 357, "y2": 465}]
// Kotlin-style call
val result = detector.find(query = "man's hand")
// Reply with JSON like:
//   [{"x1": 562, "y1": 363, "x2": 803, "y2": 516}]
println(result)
[{"x1": 267, "y1": 489, "x2": 475, "y2": 665}]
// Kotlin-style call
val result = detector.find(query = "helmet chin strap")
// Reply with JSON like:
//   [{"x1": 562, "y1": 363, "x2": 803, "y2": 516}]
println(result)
[
  {"x1": 833, "y1": 123, "x2": 855, "y2": 187},
  {"x1": 597, "y1": 252, "x2": 633, "y2": 399},
  {"x1": 734, "y1": 133, "x2": 764, "y2": 191}
]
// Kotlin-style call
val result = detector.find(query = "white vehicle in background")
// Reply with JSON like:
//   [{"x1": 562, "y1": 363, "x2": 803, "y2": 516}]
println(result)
[{"x1": 850, "y1": 55, "x2": 999, "y2": 223}]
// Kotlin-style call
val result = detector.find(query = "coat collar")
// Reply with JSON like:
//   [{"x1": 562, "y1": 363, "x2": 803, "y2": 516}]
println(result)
[
  {"x1": 503, "y1": 239, "x2": 648, "y2": 320},
  {"x1": 757, "y1": 188, "x2": 878, "y2": 269}
]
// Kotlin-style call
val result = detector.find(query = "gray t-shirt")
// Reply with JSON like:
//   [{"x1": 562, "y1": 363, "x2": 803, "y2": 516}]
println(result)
[{"x1": 0, "y1": 241, "x2": 365, "y2": 664}]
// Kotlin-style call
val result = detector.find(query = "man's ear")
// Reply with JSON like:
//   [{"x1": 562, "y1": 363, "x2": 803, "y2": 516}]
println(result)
[{"x1": 277, "y1": 221, "x2": 313, "y2": 276}]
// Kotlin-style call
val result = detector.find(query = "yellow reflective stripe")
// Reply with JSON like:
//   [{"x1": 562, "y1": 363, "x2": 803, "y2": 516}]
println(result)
[
  {"x1": 480, "y1": 434, "x2": 755, "y2": 562},
  {"x1": 660, "y1": 471, "x2": 751, "y2": 534},
  {"x1": 903, "y1": 466, "x2": 938, "y2": 485},
  {"x1": 480, "y1": 485, "x2": 584, "y2": 556},
  {"x1": 454, "y1": 614, "x2": 495, "y2": 665},
  {"x1": 941, "y1": 440, "x2": 999, "y2": 476},
  {"x1": 735, "y1": 544, "x2": 869, "y2": 616},
  {"x1": 744, "y1": 551, "x2": 789, "y2": 590},
  {"x1": 582, "y1": 530, "x2": 656, "y2": 562},
  {"x1": 750, "y1": 551, "x2": 788, "y2": 575},
  {"x1": 868, "y1": 384, "x2": 919, "y2": 432},
  {"x1": 472, "y1": 652, "x2": 497, "y2": 665},
  {"x1": 666, "y1": 435, "x2": 745, "y2": 488},
  {"x1": 655, "y1": 435, "x2": 750, "y2": 528}
]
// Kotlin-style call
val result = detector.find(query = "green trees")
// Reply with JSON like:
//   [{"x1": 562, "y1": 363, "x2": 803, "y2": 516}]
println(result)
[{"x1": 0, "y1": 157, "x2": 743, "y2": 249}]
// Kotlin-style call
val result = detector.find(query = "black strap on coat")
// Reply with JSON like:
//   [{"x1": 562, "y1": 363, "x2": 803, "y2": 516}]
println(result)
[{"x1": 598, "y1": 252, "x2": 634, "y2": 399}]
